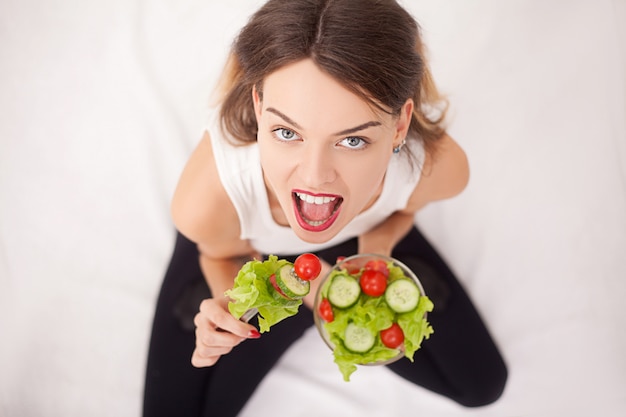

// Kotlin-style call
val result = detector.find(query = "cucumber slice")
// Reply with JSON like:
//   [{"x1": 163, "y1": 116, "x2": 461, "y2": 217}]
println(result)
[
  {"x1": 327, "y1": 274, "x2": 361, "y2": 308},
  {"x1": 269, "y1": 273, "x2": 292, "y2": 300},
  {"x1": 384, "y1": 279, "x2": 420, "y2": 313},
  {"x1": 275, "y1": 265, "x2": 310, "y2": 299},
  {"x1": 344, "y1": 323, "x2": 375, "y2": 353}
]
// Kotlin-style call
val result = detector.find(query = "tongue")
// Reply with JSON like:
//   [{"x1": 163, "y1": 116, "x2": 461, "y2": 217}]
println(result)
[{"x1": 300, "y1": 200, "x2": 334, "y2": 222}]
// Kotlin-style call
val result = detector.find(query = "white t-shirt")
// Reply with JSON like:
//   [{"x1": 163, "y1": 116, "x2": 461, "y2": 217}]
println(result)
[{"x1": 208, "y1": 109, "x2": 425, "y2": 256}]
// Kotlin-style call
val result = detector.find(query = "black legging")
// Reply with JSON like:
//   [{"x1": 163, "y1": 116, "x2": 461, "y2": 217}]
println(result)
[{"x1": 143, "y1": 227, "x2": 507, "y2": 417}]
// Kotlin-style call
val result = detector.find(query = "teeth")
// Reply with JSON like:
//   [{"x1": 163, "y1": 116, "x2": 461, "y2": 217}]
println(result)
[
  {"x1": 305, "y1": 220, "x2": 324, "y2": 226},
  {"x1": 296, "y1": 192, "x2": 336, "y2": 205}
]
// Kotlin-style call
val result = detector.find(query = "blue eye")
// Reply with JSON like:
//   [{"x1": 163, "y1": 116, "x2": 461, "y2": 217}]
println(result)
[
  {"x1": 339, "y1": 136, "x2": 367, "y2": 149},
  {"x1": 272, "y1": 128, "x2": 301, "y2": 141}
]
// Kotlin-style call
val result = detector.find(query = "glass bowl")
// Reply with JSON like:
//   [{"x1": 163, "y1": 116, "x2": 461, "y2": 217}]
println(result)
[{"x1": 313, "y1": 253, "x2": 429, "y2": 367}]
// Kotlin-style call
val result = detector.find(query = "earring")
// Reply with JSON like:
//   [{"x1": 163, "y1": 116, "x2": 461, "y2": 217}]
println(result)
[{"x1": 393, "y1": 139, "x2": 406, "y2": 154}]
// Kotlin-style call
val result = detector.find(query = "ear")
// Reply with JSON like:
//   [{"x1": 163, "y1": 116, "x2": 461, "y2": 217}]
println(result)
[
  {"x1": 252, "y1": 84, "x2": 262, "y2": 120},
  {"x1": 393, "y1": 98, "x2": 414, "y2": 147}
]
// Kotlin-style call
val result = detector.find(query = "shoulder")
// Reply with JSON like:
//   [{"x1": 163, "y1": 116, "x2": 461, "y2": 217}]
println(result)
[
  {"x1": 404, "y1": 133, "x2": 470, "y2": 212},
  {"x1": 171, "y1": 131, "x2": 251, "y2": 257}
]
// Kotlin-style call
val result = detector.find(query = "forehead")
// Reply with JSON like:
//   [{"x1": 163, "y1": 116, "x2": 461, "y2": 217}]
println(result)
[{"x1": 260, "y1": 59, "x2": 391, "y2": 130}]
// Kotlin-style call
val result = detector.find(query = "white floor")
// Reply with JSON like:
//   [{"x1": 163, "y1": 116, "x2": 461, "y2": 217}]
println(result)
[{"x1": 1, "y1": 1, "x2": 625, "y2": 416}]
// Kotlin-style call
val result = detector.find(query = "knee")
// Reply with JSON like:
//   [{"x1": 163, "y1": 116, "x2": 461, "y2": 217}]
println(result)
[{"x1": 455, "y1": 363, "x2": 508, "y2": 407}]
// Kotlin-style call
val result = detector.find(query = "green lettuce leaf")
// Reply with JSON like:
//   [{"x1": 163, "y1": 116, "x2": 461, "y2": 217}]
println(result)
[
  {"x1": 398, "y1": 296, "x2": 434, "y2": 361},
  {"x1": 224, "y1": 255, "x2": 303, "y2": 333}
]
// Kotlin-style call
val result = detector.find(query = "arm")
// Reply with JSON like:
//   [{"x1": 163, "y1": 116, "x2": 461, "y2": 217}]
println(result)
[
  {"x1": 197, "y1": 249, "x2": 258, "y2": 310},
  {"x1": 171, "y1": 131, "x2": 261, "y2": 367},
  {"x1": 358, "y1": 134, "x2": 470, "y2": 256}
]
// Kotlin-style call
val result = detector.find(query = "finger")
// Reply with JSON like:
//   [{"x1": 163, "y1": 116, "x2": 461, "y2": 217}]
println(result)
[
  {"x1": 320, "y1": 258, "x2": 332, "y2": 276},
  {"x1": 191, "y1": 349, "x2": 222, "y2": 368},
  {"x1": 191, "y1": 324, "x2": 245, "y2": 368},
  {"x1": 193, "y1": 339, "x2": 236, "y2": 359},
  {"x1": 194, "y1": 322, "x2": 246, "y2": 349},
  {"x1": 303, "y1": 259, "x2": 332, "y2": 308},
  {"x1": 198, "y1": 299, "x2": 258, "y2": 338}
]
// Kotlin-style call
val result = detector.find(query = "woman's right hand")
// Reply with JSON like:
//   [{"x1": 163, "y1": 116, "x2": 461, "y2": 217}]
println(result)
[{"x1": 191, "y1": 298, "x2": 261, "y2": 367}]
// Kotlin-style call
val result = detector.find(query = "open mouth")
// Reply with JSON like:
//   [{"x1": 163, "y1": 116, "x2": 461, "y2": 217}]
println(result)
[{"x1": 292, "y1": 190, "x2": 343, "y2": 232}]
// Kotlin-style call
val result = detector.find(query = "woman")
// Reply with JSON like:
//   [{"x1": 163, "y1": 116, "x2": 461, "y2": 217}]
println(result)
[{"x1": 143, "y1": 1, "x2": 507, "y2": 416}]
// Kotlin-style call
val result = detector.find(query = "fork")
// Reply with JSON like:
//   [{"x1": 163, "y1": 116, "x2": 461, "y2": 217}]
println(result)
[{"x1": 240, "y1": 308, "x2": 259, "y2": 323}]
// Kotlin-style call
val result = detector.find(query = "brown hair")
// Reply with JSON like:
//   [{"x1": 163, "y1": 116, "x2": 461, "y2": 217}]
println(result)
[{"x1": 216, "y1": 0, "x2": 448, "y2": 158}]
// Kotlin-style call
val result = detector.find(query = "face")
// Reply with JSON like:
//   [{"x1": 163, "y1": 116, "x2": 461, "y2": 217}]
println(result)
[{"x1": 253, "y1": 59, "x2": 413, "y2": 244}]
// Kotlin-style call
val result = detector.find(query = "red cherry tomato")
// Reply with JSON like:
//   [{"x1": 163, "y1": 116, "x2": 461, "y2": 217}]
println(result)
[
  {"x1": 364, "y1": 259, "x2": 389, "y2": 277},
  {"x1": 318, "y1": 298, "x2": 334, "y2": 322},
  {"x1": 380, "y1": 323, "x2": 404, "y2": 348},
  {"x1": 337, "y1": 256, "x2": 360, "y2": 274},
  {"x1": 293, "y1": 253, "x2": 322, "y2": 281},
  {"x1": 359, "y1": 269, "x2": 387, "y2": 297}
]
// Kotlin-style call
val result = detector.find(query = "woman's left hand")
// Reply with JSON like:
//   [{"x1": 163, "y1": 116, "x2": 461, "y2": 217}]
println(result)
[{"x1": 302, "y1": 258, "x2": 332, "y2": 310}]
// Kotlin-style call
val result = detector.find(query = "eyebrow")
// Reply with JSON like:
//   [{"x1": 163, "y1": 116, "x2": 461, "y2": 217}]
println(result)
[{"x1": 265, "y1": 107, "x2": 382, "y2": 136}]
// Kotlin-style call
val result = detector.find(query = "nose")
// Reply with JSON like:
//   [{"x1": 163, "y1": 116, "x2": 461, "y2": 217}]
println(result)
[{"x1": 298, "y1": 142, "x2": 337, "y2": 187}]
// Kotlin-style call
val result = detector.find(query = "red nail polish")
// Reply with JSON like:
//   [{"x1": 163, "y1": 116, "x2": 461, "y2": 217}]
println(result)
[{"x1": 248, "y1": 329, "x2": 261, "y2": 339}]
